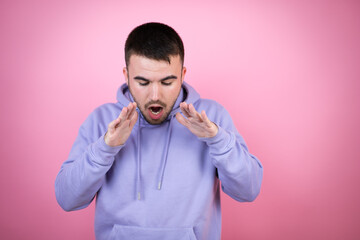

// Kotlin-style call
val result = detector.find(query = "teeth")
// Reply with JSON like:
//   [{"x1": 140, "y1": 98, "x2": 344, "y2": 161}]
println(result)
[{"x1": 150, "y1": 108, "x2": 161, "y2": 115}]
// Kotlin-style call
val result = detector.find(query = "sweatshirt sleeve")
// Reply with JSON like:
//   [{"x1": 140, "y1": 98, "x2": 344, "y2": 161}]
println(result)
[
  {"x1": 55, "y1": 112, "x2": 123, "y2": 211},
  {"x1": 200, "y1": 107, "x2": 263, "y2": 202}
]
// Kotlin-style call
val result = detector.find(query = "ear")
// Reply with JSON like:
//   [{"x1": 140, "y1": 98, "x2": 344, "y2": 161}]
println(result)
[
  {"x1": 123, "y1": 67, "x2": 129, "y2": 85},
  {"x1": 181, "y1": 66, "x2": 187, "y2": 84}
]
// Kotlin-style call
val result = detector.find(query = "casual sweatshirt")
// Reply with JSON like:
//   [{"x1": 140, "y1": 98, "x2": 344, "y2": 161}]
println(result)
[{"x1": 55, "y1": 82, "x2": 263, "y2": 240}]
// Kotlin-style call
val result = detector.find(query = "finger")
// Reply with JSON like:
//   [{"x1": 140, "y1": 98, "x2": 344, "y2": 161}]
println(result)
[
  {"x1": 201, "y1": 110, "x2": 218, "y2": 135},
  {"x1": 129, "y1": 111, "x2": 138, "y2": 129},
  {"x1": 188, "y1": 104, "x2": 202, "y2": 121},
  {"x1": 124, "y1": 102, "x2": 135, "y2": 119},
  {"x1": 180, "y1": 102, "x2": 188, "y2": 108},
  {"x1": 112, "y1": 107, "x2": 127, "y2": 130},
  {"x1": 108, "y1": 118, "x2": 121, "y2": 131},
  {"x1": 201, "y1": 110, "x2": 212, "y2": 127},
  {"x1": 180, "y1": 102, "x2": 191, "y2": 118},
  {"x1": 127, "y1": 102, "x2": 137, "y2": 120},
  {"x1": 132, "y1": 102, "x2": 137, "y2": 109},
  {"x1": 179, "y1": 102, "x2": 188, "y2": 113},
  {"x1": 129, "y1": 107, "x2": 138, "y2": 122},
  {"x1": 113, "y1": 102, "x2": 136, "y2": 129},
  {"x1": 175, "y1": 112, "x2": 189, "y2": 127},
  {"x1": 118, "y1": 106, "x2": 129, "y2": 122}
]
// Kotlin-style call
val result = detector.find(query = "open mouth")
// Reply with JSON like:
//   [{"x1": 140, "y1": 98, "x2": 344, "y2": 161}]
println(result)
[
  {"x1": 148, "y1": 106, "x2": 164, "y2": 120},
  {"x1": 150, "y1": 106, "x2": 163, "y2": 115}
]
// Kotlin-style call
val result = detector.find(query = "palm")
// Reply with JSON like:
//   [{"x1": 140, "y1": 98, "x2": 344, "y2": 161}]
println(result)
[
  {"x1": 105, "y1": 102, "x2": 138, "y2": 147},
  {"x1": 176, "y1": 102, "x2": 218, "y2": 138}
]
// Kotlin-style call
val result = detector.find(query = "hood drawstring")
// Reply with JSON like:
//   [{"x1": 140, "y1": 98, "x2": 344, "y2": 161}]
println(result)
[
  {"x1": 157, "y1": 115, "x2": 175, "y2": 190},
  {"x1": 131, "y1": 87, "x2": 184, "y2": 200},
  {"x1": 136, "y1": 120, "x2": 142, "y2": 200},
  {"x1": 135, "y1": 113, "x2": 176, "y2": 200}
]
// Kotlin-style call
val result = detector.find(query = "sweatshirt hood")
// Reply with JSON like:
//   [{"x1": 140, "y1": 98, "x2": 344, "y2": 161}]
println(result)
[{"x1": 116, "y1": 81, "x2": 200, "y2": 200}]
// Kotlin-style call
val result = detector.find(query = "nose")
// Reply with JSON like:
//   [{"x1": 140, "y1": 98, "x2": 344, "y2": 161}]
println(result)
[{"x1": 150, "y1": 83, "x2": 160, "y2": 101}]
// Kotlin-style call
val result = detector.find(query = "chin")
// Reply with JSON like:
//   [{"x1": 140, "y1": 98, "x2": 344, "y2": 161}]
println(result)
[
  {"x1": 143, "y1": 114, "x2": 169, "y2": 125},
  {"x1": 141, "y1": 108, "x2": 170, "y2": 125},
  {"x1": 145, "y1": 117, "x2": 165, "y2": 125}
]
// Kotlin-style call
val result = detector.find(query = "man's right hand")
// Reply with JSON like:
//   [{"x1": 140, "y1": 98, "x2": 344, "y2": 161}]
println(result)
[{"x1": 104, "y1": 102, "x2": 138, "y2": 147}]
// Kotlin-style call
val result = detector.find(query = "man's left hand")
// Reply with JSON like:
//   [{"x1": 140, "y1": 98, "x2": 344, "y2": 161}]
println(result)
[{"x1": 176, "y1": 102, "x2": 218, "y2": 138}]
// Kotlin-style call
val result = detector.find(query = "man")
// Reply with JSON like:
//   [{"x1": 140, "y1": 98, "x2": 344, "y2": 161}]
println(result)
[{"x1": 55, "y1": 22, "x2": 263, "y2": 240}]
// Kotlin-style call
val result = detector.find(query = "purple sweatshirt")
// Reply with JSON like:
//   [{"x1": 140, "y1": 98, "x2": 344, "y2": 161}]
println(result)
[{"x1": 55, "y1": 82, "x2": 263, "y2": 240}]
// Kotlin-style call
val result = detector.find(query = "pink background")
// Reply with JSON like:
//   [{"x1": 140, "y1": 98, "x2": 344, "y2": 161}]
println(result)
[{"x1": 1, "y1": 0, "x2": 359, "y2": 239}]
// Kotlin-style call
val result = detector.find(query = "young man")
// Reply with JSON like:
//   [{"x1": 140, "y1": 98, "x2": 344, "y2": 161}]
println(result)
[{"x1": 55, "y1": 22, "x2": 263, "y2": 240}]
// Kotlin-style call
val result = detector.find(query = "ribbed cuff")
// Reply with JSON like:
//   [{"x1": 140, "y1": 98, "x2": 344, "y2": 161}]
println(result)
[
  {"x1": 90, "y1": 134, "x2": 124, "y2": 165},
  {"x1": 199, "y1": 126, "x2": 235, "y2": 153}
]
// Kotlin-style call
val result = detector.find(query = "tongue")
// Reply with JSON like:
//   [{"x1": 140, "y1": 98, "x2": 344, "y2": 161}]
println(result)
[{"x1": 151, "y1": 107, "x2": 161, "y2": 113}]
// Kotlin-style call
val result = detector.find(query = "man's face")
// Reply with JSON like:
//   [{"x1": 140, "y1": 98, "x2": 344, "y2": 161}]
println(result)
[{"x1": 124, "y1": 55, "x2": 186, "y2": 125}]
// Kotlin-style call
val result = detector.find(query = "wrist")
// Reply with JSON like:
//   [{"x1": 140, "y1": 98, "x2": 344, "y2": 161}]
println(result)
[
  {"x1": 104, "y1": 132, "x2": 125, "y2": 147},
  {"x1": 208, "y1": 122, "x2": 218, "y2": 138}
]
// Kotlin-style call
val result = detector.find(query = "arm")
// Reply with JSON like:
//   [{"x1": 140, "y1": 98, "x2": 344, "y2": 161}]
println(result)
[
  {"x1": 201, "y1": 125, "x2": 263, "y2": 202},
  {"x1": 55, "y1": 103, "x2": 138, "y2": 211},
  {"x1": 176, "y1": 102, "x2": 263, "y2": 202}
]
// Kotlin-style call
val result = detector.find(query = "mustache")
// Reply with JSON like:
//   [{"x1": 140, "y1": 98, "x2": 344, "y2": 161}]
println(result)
[{"x1": 144, "y1": 100, "x2": 166, "y2": 109}]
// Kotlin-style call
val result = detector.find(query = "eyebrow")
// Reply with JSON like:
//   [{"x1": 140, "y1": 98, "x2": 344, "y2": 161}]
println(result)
[{"x1": 133, "y1": 75, "x2": 178, "y2": 82}]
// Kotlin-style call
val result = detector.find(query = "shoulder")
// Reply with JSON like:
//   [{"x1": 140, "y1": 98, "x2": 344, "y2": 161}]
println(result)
[
  {"x1": 76, "y1": 102, "x2": 123, "y2": 141},
  {"x1": 194, "y1": 98, "x2": 227, "y2": 114},
  {"x1": 82, "y1": 102, "x2": 122, "y2": 129},
  {"x1": 91, "y1": 102, "x2": 122, "y2": 118},
  {"x1": 194, "y1": 98, "x2": 234, "y2": 127}
]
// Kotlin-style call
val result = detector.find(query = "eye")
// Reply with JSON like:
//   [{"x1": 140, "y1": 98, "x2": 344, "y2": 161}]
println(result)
[
  {"x1": 161, "y1": 81, "x2": 172, "y2": 86},
  {"x1": 138, "y1": 81, "x2": 149, "y2": 86}
]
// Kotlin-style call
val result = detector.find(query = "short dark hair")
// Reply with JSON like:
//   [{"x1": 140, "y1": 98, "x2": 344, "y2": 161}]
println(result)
[{"x1": 125, "y1": 22, "x2": 184, "y2": 67}]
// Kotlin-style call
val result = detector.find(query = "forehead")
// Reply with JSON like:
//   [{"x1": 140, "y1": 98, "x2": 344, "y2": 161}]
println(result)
[{"x1": 128, "y1": 55, "x2": 182, "y2": 74}]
